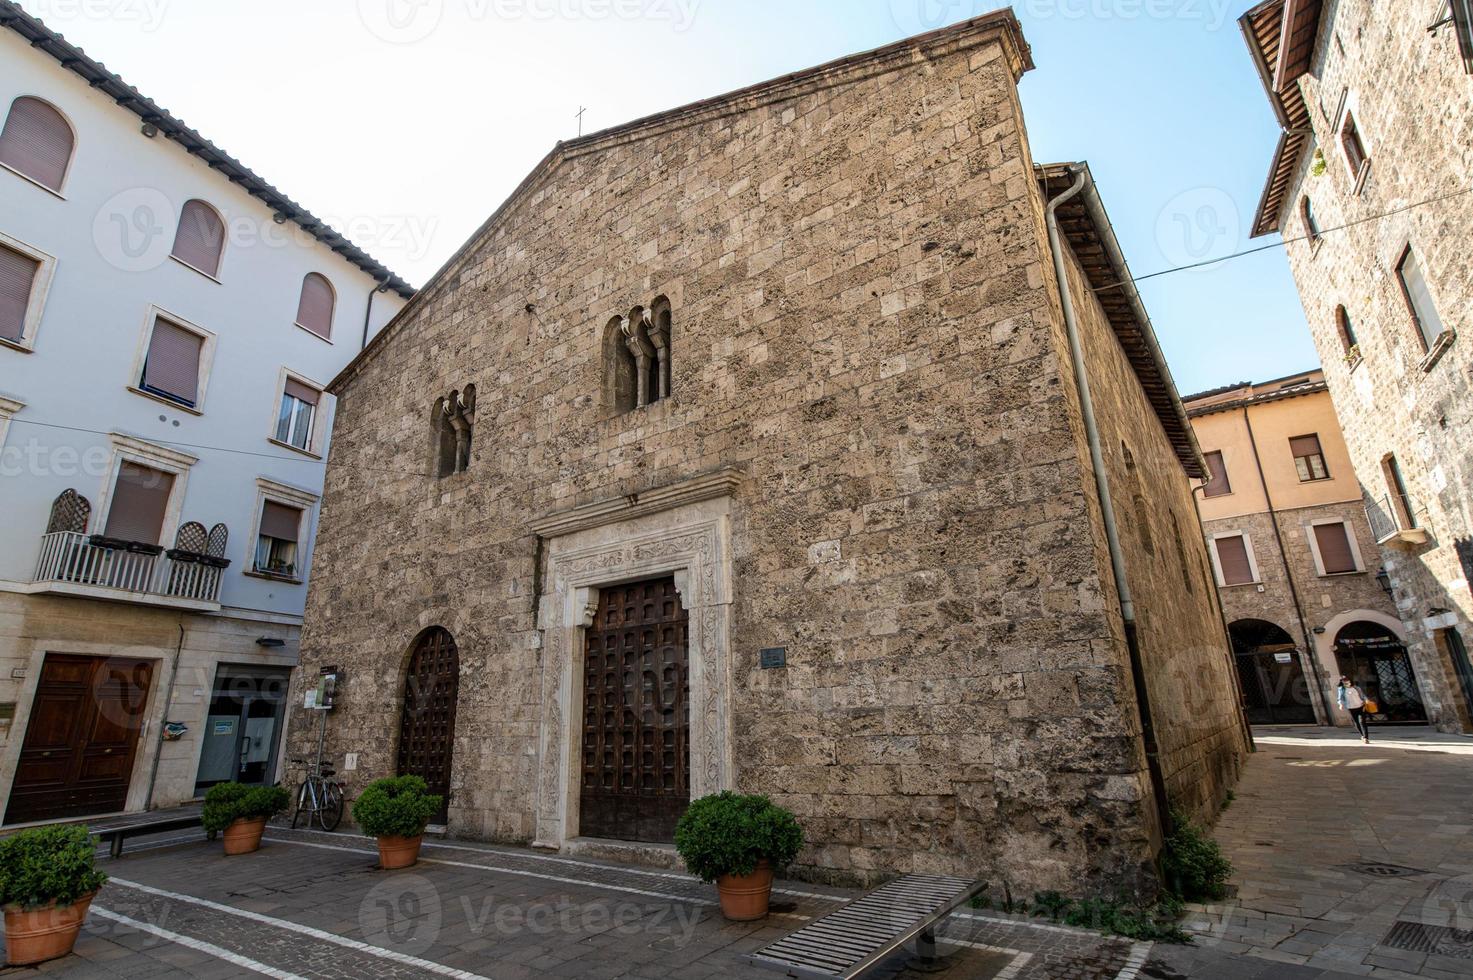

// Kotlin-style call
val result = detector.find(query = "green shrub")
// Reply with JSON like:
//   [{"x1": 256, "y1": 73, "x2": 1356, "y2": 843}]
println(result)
[
  {"x1": 0, "y1": 825, "x2": 107, "y2": 910},
  {"x1": 674, "y1": 792, "x2": 804, "y2": 883},
  {"x1": 1161, "y1": 808, "x2": 1233, "y2": 902},
  {"x1": 201, "y1": 782, "x2": 291, "y2": 833},
  {"x1": 352, "y1": 776, "x2": 443, "y2": 838}
]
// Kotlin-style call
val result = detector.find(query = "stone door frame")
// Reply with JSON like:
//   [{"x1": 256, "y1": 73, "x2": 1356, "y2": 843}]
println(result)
[{"x1": 532, "y1": 496, "x2": 734, "y2": 849}]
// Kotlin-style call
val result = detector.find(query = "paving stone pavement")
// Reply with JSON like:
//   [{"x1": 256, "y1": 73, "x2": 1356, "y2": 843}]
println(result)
[
  {"x1": 9, "y1": 730, "x2": 1470, "y2": 980},
  {"x1": 1182, "y1": 726, "x2": 1473, "y2": 979}
]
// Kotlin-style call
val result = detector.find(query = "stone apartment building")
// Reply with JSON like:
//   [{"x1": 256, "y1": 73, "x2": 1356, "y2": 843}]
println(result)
[
  {"x1": 292, "y1": 10, "x2": 1247, "y2": 893},
  {"x1": 1241, "y1": 0, "x2": 1473, "y2": 732},
  {"x1": 1185, "y1": 371, "x2": 1409, "y2": 730}
]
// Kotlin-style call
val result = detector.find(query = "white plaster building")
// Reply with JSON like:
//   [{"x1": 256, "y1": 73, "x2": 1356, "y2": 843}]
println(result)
[{"x1": 0, "y1": 3, "x2": 412, "y2": 823}]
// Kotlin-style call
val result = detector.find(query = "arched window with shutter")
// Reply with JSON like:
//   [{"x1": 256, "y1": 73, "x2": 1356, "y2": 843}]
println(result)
[
  {"x1": 0, "y1": 97, "x2": 74, "y2": 192},
  {"x1": 172, "y1": 200, "x2": 226, "y2": 278},
  {"x1": 295, "y1": 273, "x2": 335, "y2": 339}
]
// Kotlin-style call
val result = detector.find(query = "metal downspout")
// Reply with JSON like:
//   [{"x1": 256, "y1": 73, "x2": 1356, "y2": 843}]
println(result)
[{"x1": 1044, "y1": 165, "x2": 1173, "y2": 836}]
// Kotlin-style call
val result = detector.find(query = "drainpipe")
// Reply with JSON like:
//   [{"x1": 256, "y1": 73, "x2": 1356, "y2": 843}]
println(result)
[
  {"x1": 361, "y1": 278, "x2": 392, "y2": 351},
  {"x1": 1241, "y1": 408, "x2": 1335, "y2": 724},
  {"x1": 1193, "y1": 483, "x2": 1257, "y2": 753},
  {"x1": 1044, "y1": 164, "x2": 1172, "y2": 836},
  {"x1": 144, "y1": 619, "x2": 186, "y2": 811}
]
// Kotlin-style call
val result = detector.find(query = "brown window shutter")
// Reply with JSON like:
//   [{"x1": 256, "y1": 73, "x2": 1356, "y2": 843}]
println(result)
[
  {"x1": 1204, "y1": 451, "x2": 1231, "y2": 497},
  {"x1": 1290, "y1": 434, "x2": 1322, "y2": 458},
  {"x1": 0, "y1": 97, "x2": 74, "y2": 191},
  {"x1": 104, "y1": 462, "x2": 174, "y2": 544},
  {"x1": 0, "y1": 244, "x2": 39, "y2": 343},
  {"x1": 283, "y1": 378, "x2": 320, "y2": 405},
  {"x1": 171, "y1": 200, "x2": 225, "y2": 277},
  {"x1": 1314, "y1": 523, "x2": 1358, "y2": 574},
  {"x1": 260, "y1": 502, "x2": 302, "y2": 542},
  {"x1": 142, "y1": 319, "x2": 204, "y2": 405},
  {"x1": 1216, "y1": 535, "x2": 1254, "y2": 586},
  {"x1": 295, "y1": 274, "x2": 335, "y2": 339}
]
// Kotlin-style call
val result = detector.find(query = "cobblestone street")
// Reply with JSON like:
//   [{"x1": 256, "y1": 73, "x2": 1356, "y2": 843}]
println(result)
[{"x1": 1180, "y1": 726, "x2": 1473, "y2": 979}]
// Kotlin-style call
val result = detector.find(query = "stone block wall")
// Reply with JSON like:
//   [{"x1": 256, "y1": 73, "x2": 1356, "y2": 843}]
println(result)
[
  {"x1": 293, "y1": 15, "x2": 1242, "y2": 895},
  {"x1": 1275, "y1": 0, "x2": 1473, "y2": 731}
]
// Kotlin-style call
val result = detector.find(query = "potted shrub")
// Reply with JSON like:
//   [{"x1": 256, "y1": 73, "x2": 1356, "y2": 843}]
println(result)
[
  {"x1": 0, "y1": 825, "x2": 107, "y2": 966},
  {"x1": 352, "y1": 775, "x2": 443, "y2": 869},
  {"x1": 674, "y1": 792, "x2": 804, "y2": 921},
  {"x1": 202, "y1": 782, "x2": 291, "y2": 855}
]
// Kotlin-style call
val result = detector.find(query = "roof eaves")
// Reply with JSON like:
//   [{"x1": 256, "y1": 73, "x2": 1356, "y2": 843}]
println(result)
[{"x1": 0, "y1": 0, "x2": 415, "y2": 298}]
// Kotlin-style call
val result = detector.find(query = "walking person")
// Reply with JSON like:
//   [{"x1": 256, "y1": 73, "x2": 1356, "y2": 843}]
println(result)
[{"x1": 1338, "y1": 676, "x2": 1374, "y2": 743}]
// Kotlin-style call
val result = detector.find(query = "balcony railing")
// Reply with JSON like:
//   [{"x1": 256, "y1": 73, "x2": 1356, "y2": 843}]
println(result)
[
  {"x1": 1366, "y1": 493, "x2": 1429, "y2": 546},
  {"x1": 34, "y1": 531, "x2": 225, "y2": 605}
]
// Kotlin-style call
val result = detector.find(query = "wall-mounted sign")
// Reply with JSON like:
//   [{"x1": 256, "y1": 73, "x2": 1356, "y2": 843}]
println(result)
[
  {"x1": 1274, "y1": 653, "x2": 1294, "y2": 664},
  {"x1": 760, "y1": 647, "x2": 788, "y2": 670}
]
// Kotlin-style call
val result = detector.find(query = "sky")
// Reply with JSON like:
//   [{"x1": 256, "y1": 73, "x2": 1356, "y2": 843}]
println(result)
[{"x1": 17, "y1": 0, "x2": 1320, "y2": 394}]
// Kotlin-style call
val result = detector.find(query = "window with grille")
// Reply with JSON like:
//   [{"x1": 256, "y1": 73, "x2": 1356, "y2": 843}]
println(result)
[
  {"x1": 1202, "y1": 450, "x2": 1232, "y2": 497},
  {"x1": 140, "y1": 317, "x2": 204, "y2": 408},
  {"x1": 276, "y1": 378, "x2": 319, "y2": 451},
  {"x1": 254, "y1": 501, "x2": 302, "y2": 577},
  {"x1": 0, "y1": 96, "x2": 74, "y2": 191},
  {"x1": 1214, "y1": 535, "x2": 1255, "y2": 586},
  {"x1": 172, "y1": 200, "x2": 225, "y2": 277},
  {"x1": 1291, "y1": 434, "x2": 1330, "y2": 482}
]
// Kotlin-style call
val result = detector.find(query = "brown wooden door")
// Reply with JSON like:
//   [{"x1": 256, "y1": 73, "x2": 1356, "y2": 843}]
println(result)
[
  {"x1": 580, "y1": 578, "x2": 690, "y2": 843},
  {"x1": 5, "y1": 654, "x2": 154, "y2": 824},
  {"x1": 397, "y1": 628, "x2": 459, "y2": 824}
]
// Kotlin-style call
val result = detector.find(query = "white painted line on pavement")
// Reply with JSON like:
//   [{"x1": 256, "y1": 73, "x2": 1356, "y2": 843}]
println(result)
[
  {"x1": 284, "y1": 827, "x2": 844, "y2": 902},
  {"x1": 106, "y1": 877, "x2": 493, "y2": 980},
  {"x1": 90, "y1": 906, "x2": 308, "y2": 980},
  {"x1": 263, "y1": 836, "x2": 717, "y2": 906},
  {"x1": 1116, "y1": 941, "x2": 1153, "y2": 980},
  {"x1": 949, "y1": 940, "x2": 1031, "y2": 979}
]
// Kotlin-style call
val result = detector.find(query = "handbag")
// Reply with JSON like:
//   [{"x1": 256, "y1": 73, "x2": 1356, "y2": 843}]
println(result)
[{"x1": 1363, "y1": 699, "x2": 1380, "y2": 714}]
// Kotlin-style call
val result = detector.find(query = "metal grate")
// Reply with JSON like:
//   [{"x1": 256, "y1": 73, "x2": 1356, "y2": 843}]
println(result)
[
  {"x1": 1346, "y1": 863, "x2": 1428, "y2": 878},
  {"x1": 1383, "y1": 921, "x2": 1473, "y2": 960},
  {"x1": 750, "y1": 875, "x2": 983, "y2": 979}
]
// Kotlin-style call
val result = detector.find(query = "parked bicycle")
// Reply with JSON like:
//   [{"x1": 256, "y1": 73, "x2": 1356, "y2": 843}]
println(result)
[{"x1": 289, "y1": 757, "x2": 344, "y2": 831}]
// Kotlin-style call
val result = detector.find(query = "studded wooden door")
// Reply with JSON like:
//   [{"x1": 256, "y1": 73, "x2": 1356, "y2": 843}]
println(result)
[
  {"x1": 396, "y1": 628, "x2": 459, "y2": 824},
  {"x1": 580, "y1": 578, "x2": 690, "y2": 843}
]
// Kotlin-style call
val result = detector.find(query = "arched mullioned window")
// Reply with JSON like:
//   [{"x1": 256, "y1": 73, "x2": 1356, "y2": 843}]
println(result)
[
  {"x1": 604, "y1": 298, "x2": 673, "y2": 416},
  {"x1": 432, "y1": 385, "x2": 476, "y2": 477},
  {"x1": 296, "y1": 273, "x2": 336, "y2": 339},
  {"x1": 0, "y1": 96, "x2": 74, "y2": 191},
  {"x1": 172, "y1": 199, "x2": 226, "y2": 277}
]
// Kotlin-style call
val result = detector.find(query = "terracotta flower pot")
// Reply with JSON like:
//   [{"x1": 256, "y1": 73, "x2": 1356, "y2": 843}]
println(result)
[
  {"x1": 716, "y1": 860, "x2": 774, "y2": 921},
  {"x1": 221, "y1": 816, "x2": 268, "y2": 855},
  {"x1": 3, "y1": 891, "x2": 97, "y2": 966},
  {"x1": 376, "y1": 834, "x2": 424, "y2": 870}
]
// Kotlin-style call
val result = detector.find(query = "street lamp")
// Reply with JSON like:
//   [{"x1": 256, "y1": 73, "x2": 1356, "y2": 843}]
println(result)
[{"x1": 1375, "y1": 568, "x2": 1394, "y2": 598}]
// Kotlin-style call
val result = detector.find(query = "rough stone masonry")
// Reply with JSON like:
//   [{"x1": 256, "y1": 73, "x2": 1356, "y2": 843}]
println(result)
[{"x1": 290, "y1": 9, "x2": 1247, "y2": 896}]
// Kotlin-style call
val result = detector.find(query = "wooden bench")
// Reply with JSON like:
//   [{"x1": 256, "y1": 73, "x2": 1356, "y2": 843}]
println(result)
[
  {"x1": 92, "y1": 813, "x2": 206, "y2": 858},
  {"x1": 750, "y1": 874, "x2": 984, "y2": 979}
]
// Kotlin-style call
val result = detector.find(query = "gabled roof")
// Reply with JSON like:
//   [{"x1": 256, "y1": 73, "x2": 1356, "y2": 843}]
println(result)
[
  {"x1": 330, "y1": 7, "x2": 1032, "y2": 391},
  {"x1": 1239, "y1": 0, "x2": 1325, "y2": 237},
  {"x1": 1037, "y1": 163, "x2": 1205, "y2": 479},
  {"x1": 1183, "y1": 368, "x2": 1327, "y2": 418},
  {"x1": 0, "y1": 0, "x2": 414, "y2": 297}
]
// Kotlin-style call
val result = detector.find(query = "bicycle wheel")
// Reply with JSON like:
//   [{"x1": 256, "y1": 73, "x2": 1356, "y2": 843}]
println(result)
[
  {"x1": 291, "y1": 780, "x2": 311, "y2": 829},
  {"x1": 318, "y1": 781, "x2": 344, "y2": 831}
]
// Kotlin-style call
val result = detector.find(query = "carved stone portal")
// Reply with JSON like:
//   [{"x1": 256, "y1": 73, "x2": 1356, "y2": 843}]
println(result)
[{"x1": 533, "y1": 497, "x2": 733, "y2": 849}]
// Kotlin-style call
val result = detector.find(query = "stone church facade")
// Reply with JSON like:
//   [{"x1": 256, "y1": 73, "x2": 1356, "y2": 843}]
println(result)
[{"x1": 291, "y1": 10, "x2": 1247, "y2": 894}]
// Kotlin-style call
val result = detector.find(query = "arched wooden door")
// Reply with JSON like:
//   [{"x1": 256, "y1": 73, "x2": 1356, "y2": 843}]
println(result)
[{"x1": 397, "y1": 627, "x2": 459, "y2": 824}]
